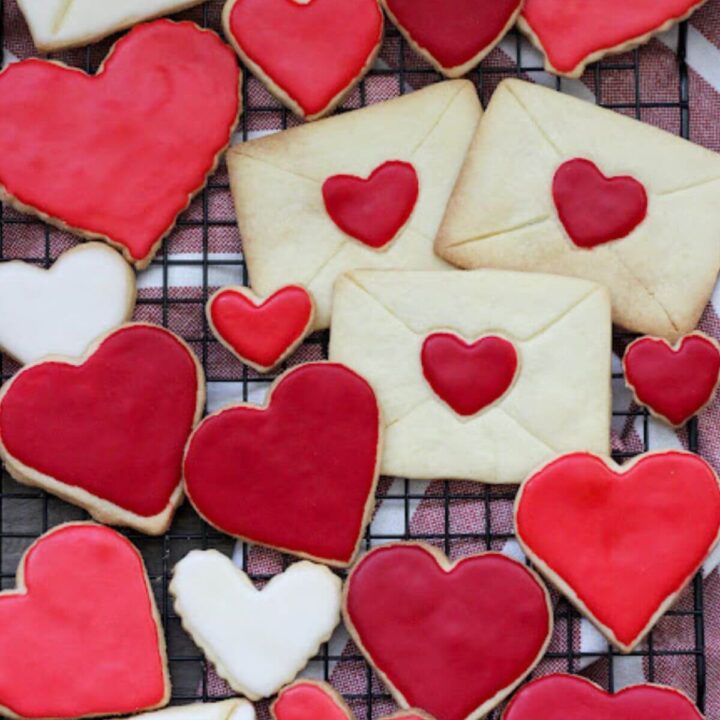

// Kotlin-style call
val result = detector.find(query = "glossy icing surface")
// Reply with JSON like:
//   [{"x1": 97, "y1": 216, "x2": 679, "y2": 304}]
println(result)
[
  {"x1": 345, "y1": 544, "x2": 551, "y2": 720},
  {"x1": 184, "y1": 363, "x2": 380, "y2": 564},
  {"x1": 516, "y1": 452, "x2": 720, "y2": 648},
  {"x1": 0, "y1": 325, "x2": 200, "y2": 516},
  {"x1": 421, "y1": 333, "x2": 518, "y2": 416},
  {"x1": 273, "y1": 683, "x2": 348, "y2": 720},
  {"x1": 0, "y1": 524, "x2": 166, "y2": 718},
  {"x1": 553, "y1": 159, "x2": 648, "y2": 248},
  {"x1": 322, "y1": 161, "x2": 419, "y2": 249},
  {"x1": 0, "y1": 20, "x2": 239, "y2": 265}
]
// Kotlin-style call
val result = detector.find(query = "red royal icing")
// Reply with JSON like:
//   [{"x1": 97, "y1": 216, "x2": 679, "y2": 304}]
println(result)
[
  {"x1": 422, "y1": 333, "x2": 518, "y2": 416},
  {"x1": 226, "y1": 0, "x2": 382, "y2": 117},
  {"x1": 184, "y1": 363, "x2": 380, "y2": 564},
  {"x1": 323, "y1": 161, "x2": 419, "y2": 249},
  {"x1": 0, "y1": 524, "x2": 166, "y2": 719},
  {"x1": 624, "y1": 334, "x2": 720, "y2": 427},
  {"x1": 502, "y1": 673, "x2": 704, "y2": 720},
  {"x1": 516, "y1": 452, "x2": 720, "y2": 649},
  {"x1": 345, "y1": 545, "x2": 551, "y2": 720},
  {"x1": 522, "y1": 0, "x2": 701, "y2": 75},
  {"x1": 209, "y1": 286, "x2": 313, "y2": 369},
  {"x1": 0, "y1": 325, "x2": 201, "y2": 518},
  {"x1": 385, "y1": 0, "x2": 522, "y2": 69},
  {"x1": 0, "y1": 21, "x2": 239, "y2": 266},
  {"x1": 273, "y1": 683, "x2": 348, "y2": 720},
  {"x1": 553, "y1": 159, "x2": 647, "y2": 249}
]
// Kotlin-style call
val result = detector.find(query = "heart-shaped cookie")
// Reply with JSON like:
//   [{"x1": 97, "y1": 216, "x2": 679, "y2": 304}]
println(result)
[
  {"x1": 184, "y1": 362, "x2": 381, "y2": 566},
  {"x1": 553, "y1": 159, "x2": 648, "y2": 249},
  {"x1": 501, "y1": 673, "x2": 705, "y2": 720},
  {"x1": 223, "y1": 0, "x2": 383, "y2": 120},
  {"x1": 0, "y1": 323, "x2": 204, "y2": 534},
  {"x1": 623, "y1": 333, "x2": 720, "y2": 427},
  {"x1": 170, "y1": 551, "x2": 341, "y2": 700},
  {"x1": 207, "y1": 285, "x2": 314, "y2": 373},
  {"x1": 382, "y1": 0, "x2": 523, "y2": 77},
  {"x1": 0, "y1": 523, "x2": 169, "y2": 720},
  {"x1": 343, "y1": 543, "x2": 552, "y2": 720},
  {"x1": 421, "y1": 333, "x2": 518, "y2": 416},
  {"x1": 515, "y1": 451, "x2": 720, "y2": 652},
  {"x1": 0, "y1": 20, "x2": 240, "y2": 269},
  {"x1": 519, "y1": 0, "x2": 707, "y2": 77}
]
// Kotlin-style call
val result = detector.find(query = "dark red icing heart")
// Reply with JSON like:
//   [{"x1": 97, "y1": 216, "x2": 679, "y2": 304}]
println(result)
[
  {"x1": 502, "y1": 673, "x2": 704, "y2": 720},
  {"x1": 0, "y1": 21, "x2": 240, "y2": 268},
  {"x1": 624, "y1": 334, "x2": 720, "y2": 427},
  {"x1": 421, "y1": 333, "x2": 518, "y2": 416},
  {"x1": 553, "y1": 159, "x2": 648, "y2": 249},
  {"x1": 322, "y1": 161, "x2": 419, "y2": 249},
  {"x1": 0, "y1": 524, "x2": 167, "y2": 719},
  {"x1": 225, "y1": 0, "x2": 382, "y2": 118},
  {"x1": 344, "y1": 544, "x2": 552, "y2": 720},
  {"x1": 0, "y1": 324, "x2": 202, "y2": 520},
  {"x1": 516, "y1": 452, "x2": 720, "y2": 650},
  {"x1": 184, "y1": 363, "x2": 381, "y2": 566}
]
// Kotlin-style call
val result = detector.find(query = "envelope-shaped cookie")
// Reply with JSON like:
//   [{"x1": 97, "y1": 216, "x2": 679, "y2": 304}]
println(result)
[
  {"x1": 329, "y1": 269, "x2": 611, "y2": 484},
  {"x1": 436, "y1": 79, "x2": 720, "y2": 341},
  {"x1": 227, "y1": 80, "x2": 481, "y2": 328}
]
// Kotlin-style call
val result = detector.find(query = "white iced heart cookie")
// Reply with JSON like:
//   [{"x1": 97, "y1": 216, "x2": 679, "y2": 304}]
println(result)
[
  {"x1": 170, "y1": 550, "x2": 342, "y2": 700},
  {"x1": 0, "y1": 243, "x2": 136, "y2": 365},
  {"x1": 131, "y1": 701, "x2": 255, "y2": 720}
]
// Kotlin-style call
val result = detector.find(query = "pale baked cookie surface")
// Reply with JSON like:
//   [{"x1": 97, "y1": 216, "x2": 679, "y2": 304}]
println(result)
[{"x1": 131, "y1": 701, "x2": 255, "y2": 720}]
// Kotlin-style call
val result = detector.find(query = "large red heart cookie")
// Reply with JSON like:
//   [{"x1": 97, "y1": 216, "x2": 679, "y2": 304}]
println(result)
[
  {"x1": 343, "y1": 543, "x2": 552, "y2": 720},
  {"x1": 0, "y1": 324, "x2": 204, "y2": 534},
  {"x1": 223, "y1": 0, "x2": 383, "y2": 120},
  {"x1": 383, "y1": 0, "x2": 523, "y2": 76},
  {"x1": 184, "y1": 362, "x2": 381, "y2": 566},
  {"x1": 0, "y1": 523, "x2": 168, "y2": 720},
  {"x1": 520, "y1": 0, "x2": 706, "y2": 77},
  {"x1": 553, "y1": 159, "x2": 648, "y2": 249},
  {"x1": 502, "y1": 673, "x2": 704, "y2": 720},
  {"x1": 515, "y1": 451, "x2": 720, "y2": 652},
  {"x1": 421, "y1": 333, "x2": 518, "y2": 416},
  {"x1": 0, "y1": 21, "x2": 240, "y2": 269},
  {"x1": 624, "y1": 333, "x2": 720, "y2": 427}
]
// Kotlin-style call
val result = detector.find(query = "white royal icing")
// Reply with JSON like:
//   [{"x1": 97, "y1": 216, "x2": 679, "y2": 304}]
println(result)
[{"x1": 130, "y1": 700, "x2": 255, "y2": 720}]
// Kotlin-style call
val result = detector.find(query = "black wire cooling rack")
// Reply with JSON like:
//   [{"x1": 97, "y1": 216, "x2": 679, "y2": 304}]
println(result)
[{"x1": 0, "y1": 2, "x2": 709, "y2": 718}]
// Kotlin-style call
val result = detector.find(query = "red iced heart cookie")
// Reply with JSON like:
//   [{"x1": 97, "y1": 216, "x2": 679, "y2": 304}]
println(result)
[
  {"x1": 520, "y1": 0, "x2": 705, "y2": 77},
  {"x1": 224, "y1": 0, "x2": 383, "y2": 119},
  {"x1": 0, "y1": 21, "x2": 240, "y2": 269},
  {"x1": 323, "y1": 161, "x2": 419, "y2": 249},
  {"x1": 515, "y1": 451, "x2": 720, "y2": 652},
  {"x1": 502, "y1": 673, "x2": 704, "y2": 720},
  {"x1": 624, "y1": 333, "x2": 720, "y2": 427},
  {"x1": 421, "y1": 333, "x2": 518, "y2": 416},
  {"x1": 553, "y1": 159, "x2": 648, "y2": 249},
  {"x1": 343, "y1": 543, "x2": 552, "y2": 720},
  {"x1": 208, "y1": 285, "x2": 314, "y2": 373},
  {"x1": 0, "y1": 523, "x2": 168, "y2": 720},
  {"x1": 383, "y1": 0, "x2": 523, "y2": 76},
  {"x1": 184, "y1": 362, "x2": 381, "y2": 566},
  {"x1": 0, "y1": 324, "x2": 204, "y2": 534}
]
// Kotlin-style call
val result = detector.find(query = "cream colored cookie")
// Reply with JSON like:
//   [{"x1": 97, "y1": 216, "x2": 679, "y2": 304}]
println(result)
[{"x1": 131, "y1": 701, "x2": 255, "y2": 720}]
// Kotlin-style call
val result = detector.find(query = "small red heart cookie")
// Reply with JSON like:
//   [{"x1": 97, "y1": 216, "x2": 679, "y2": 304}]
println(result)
[
  {"x1": 502, "y1": 673, "x2": 704, "y2": 720},
  {"x1": 223, "y1": 0, "x2": 383, "y2": 120},
  {"x1": 421, "y1": 333, "x2": 518, "y2": 416},
  {"x1": 343, "y1": 543, "x2": 552, "y2": 720},
  {"x1": 208, "y1": 285, "x2": 315, "y2": 373},
  {"x1": 553, "y1": 159, "x2": 648, "y2": 249},
  {"x1": 623, "y1": 333, "x2": 720, "y2": 427},
  {"x1": 184, "y1": 362, "x2": 381, "y2": 567},
  {"x1": 0, "y1": 523, "x2": 169, "y2": 720},
  {"x1": 515, "y1": 451, "x2": 720, "y2": 652},
  {"x1": 520, "y1": 0, "x2": 706, "y2": 77},
  {"x1": 323, "y1": 161, "x2": 419, "y2": 250},
  {"x1": 0, "y1": 20, "x2": 240, "y2": 269},
  {"x1": 0, "y1": 323, "x2": 204, "y2": 535},
  {"x1": 382, "y1": 0, "x2": 523, "y2": 77}
]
